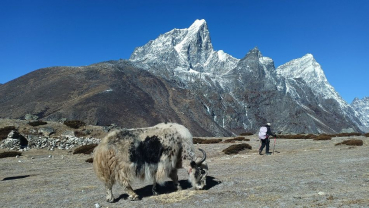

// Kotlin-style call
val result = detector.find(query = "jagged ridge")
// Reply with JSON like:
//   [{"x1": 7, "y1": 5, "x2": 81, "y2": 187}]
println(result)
[{"x1": 129, "y1": 19, "x2": 366, "y2": 134}]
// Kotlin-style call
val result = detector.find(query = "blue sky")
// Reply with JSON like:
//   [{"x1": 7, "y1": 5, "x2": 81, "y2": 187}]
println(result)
[{"x1": 1, "y1": 0, "x2": 368, "y2": 103}]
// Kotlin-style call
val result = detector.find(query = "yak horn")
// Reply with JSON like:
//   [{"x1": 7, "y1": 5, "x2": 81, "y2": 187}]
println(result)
[{"x1": 196, "y1": 148, "x2": 206, "y2": 165}]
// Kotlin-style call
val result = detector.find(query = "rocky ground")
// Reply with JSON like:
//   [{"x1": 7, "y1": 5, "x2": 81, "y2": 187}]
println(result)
[{"x1": 1, "y1": 131, "x2": 368, "y2": 208}]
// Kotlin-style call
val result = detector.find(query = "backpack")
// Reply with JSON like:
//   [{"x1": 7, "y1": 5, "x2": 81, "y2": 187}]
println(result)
[{"x1": 258, "y1": 126, "x2": 268, "y2": 140}]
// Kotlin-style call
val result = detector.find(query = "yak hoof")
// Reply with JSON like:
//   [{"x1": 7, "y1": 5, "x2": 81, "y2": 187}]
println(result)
[
  {"x1": 106, "y1": 197, "x2": 115, "y2": 203},
  {"x1": 129, "y1": 195, "x2": 140, "y2": 201}
]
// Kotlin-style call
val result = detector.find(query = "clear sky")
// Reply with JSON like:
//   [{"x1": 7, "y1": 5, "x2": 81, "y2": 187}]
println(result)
[{"x1": 1, "y1": 0, "x2": 368, "y2": 103}]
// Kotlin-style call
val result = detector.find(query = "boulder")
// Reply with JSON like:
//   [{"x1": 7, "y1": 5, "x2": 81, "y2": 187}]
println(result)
[
  {"x1": 38, "y1": 127, "x2": 55, "y2": 137},
  {"x1": 7, "y1": 130, "x2": 28, "y2": 148}
]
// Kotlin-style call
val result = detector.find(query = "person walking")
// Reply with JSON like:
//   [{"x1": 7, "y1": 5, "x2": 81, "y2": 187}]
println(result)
[{"x1": 258, "y1": 123, "x2": 276, "y2": 155}]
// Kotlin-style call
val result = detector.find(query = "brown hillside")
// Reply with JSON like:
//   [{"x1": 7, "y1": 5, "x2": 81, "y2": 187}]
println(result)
[{"x1": 0, "y1": 61, "x2": 230, "y2": 137}]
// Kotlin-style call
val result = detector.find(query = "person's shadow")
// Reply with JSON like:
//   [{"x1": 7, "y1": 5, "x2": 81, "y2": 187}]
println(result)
[{"x1": 116, "y1": 176, "x2": 221, "y2": 201}]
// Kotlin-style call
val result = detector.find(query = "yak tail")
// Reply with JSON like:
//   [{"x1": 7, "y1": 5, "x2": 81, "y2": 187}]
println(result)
[{"x1": 93, "y1": 145, "x2": 117, "y2": 185}]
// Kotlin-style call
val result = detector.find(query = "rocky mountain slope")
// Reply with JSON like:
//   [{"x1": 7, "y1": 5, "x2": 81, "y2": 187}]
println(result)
[
  {"x1": 129, "y1": 19, "x2": 364, "y2": 134},
  {"x1": 0, "y1": 19, "x2": 366, "y2": 135},
  {"x1": 0, "y1": 62, "x2": 229, "y2": 136},
  {"x1": 351, "y1": 97, "x2": 369, "y2": 132}
]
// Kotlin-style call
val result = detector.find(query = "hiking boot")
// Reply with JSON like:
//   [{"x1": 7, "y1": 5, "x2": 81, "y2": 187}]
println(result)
[
  {"x1": 259, "y1": 151, "x2": 263, "y2": 155},
  {"x1": 266, "y1": 152, "x2": 272, "y2": 155}
]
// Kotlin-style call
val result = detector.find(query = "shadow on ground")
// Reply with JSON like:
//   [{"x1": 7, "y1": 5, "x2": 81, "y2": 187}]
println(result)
[
  {"x1": 2, "y1": 175, "x2": 31, "y2": 181},
  {"x1": 116, "y1": 176, "x2": 221, "y2": 201}
]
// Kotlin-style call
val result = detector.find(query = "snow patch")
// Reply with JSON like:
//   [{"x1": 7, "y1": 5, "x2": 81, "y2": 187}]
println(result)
[{"x1": 217, "y1": 50, "x2": 227, "y2": 61}]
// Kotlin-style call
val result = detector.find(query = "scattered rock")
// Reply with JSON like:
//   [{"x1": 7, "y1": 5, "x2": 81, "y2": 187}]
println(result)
[
  {"x1": 24, "y1": 114, "x2": 39, "y2": 121},
  {"x1": 1, "y1": 132, "x2": 101, "y2": 151},
  {"x1": 3, "y1": 130, "x2": 28, "y2": 149},
  {"x1": 62, "y1": 130, "x2": 75, "y2": 137},
  {"x1": 318, "y1": 191, "x2": 326, "y2": 196},
  {"x1": 327, "y1": 195, "x2": 334, "y2": 200}
]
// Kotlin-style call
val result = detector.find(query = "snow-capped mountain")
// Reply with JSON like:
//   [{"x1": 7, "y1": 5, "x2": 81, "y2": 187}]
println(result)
[
  {"x1": 130, "y1": 19, "x2": 239, "y2": 76},
  {"x1": 277, "y1": 54, "x2": 343, "y2": 103},
  {"x1": 351, "y1": 97, "x2": 369, "y2": 132},
  {"x1": 276, "y1": 54, "x2": 364, "y2": 132},
  {"x1": 1, "y1": 19, "x2": 365, "y2": 136},
  {"x1": 129, "y1": 19, "x2": 365, "y2": 134}
]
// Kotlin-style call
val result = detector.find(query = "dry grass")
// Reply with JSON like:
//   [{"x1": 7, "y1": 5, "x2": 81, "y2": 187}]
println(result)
[
  {"x1": 193, "y1": 138, "x2": 222, "y2": 144},
  {"x1": 333, "y1": 132, "x2": 362, "y2": 137},
  {"x1": 278, "y1": 133, "x2": 363, "y2": 140},
  {"x1": 64, "y1": 120, "x2": 86, "y2": 129},
  {"x1": 0, "y1": 151, "x2": 22, "y2": 159},
  {"x1": 153, "y1": 190, "x2": 197, "y2": 203},
  {"x1": 222, "y1": 137, "x2": 250, "y2": 143},
  {"x1": 240, "y1": 132, "x2": 254, "y2": 136},
  {"x1": 279, "y1": 134, "x2": 317, "y2": 139},
  {"x1": 85, "y1": 158, "x2": 93, "y2": 163},
  {"x1": 28, "y1": 120, "x2": 47, "y2": 127},
  {"x1": 222, "y1": 143, "x2": 252, "y2": 155},
  {"x1": 313, "y1": 134, "x2": 332, "y2": 141},
  {"x1": 72, "y1": 144, "x2": 97, "y2": 154},
  {"x1": 335, "y1": 139, "x2": 363, "y2": 146},
  {"x1": 74, "y1": 130, "x2": 89, "y2": 137},
  {"x1": 278, "y1": 134, "x2": 336, "y2": 140}
]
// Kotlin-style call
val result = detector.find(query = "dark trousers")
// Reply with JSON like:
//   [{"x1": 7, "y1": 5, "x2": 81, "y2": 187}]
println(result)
[{"x1": 259, "y1": 138, "x2": 270, "y2": 153}]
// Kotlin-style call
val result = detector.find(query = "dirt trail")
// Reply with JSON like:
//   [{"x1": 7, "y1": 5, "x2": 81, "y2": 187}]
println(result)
[{"x1": 1, "y1": 136, "x2": 368, "y2": 208}]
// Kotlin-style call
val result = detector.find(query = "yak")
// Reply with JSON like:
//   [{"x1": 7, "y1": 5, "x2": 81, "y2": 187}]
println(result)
[{"x1": 93, "y1": 123, "x2": 208, "y2": 202}]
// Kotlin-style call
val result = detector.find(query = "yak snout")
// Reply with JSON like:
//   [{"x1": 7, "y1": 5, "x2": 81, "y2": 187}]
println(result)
[{"x1": 188, "y1": 148, "x2": 208, "y2": 190}]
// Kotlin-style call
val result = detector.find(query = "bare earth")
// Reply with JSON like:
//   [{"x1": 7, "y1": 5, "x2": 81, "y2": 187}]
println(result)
[{"x1": 1, "y1": 136, "x2": 368, "y2": 208}]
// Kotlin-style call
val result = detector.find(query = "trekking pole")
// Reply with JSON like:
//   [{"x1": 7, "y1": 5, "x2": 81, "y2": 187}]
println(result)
[{"x1": 272, "y1": 136, "x2": 277, "y2": 154}]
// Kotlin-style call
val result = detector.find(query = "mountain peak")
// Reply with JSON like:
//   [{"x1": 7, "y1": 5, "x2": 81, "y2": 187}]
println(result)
[
  {"x1": 352, "y1": 97, "x2": 360, "y2": 103},
  {"x1": 277, "y1": 53, "x2": 323, "y2": 79},
  {"x1": 186, "y1": 19, "x2": 208, "y2": 36},
  {"x1": 300, "y1": 53, "x2": 315, "y2": 63},
  {"x1": 130, "y1": 19, "x2": 238, "y2": 75},
  {"x1": 190, "y1": 19, "x2": 207, "y2": 28},
  {"x1": 244, "y1": 46, "x2": 262, "y2": 59},
  {"x1": 303, "y1": 53, "x2": 314, "y2": 58},
  {"x1": 277, "y1": 54, "x2": 348, "y2": 106},
  {"x1": 252, "y1": 46, "x2": 260, "y2": 51}
]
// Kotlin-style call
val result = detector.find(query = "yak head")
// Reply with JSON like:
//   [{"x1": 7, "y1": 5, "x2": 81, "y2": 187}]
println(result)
[{"x1": 188, "y1": 148, "x2": 208, "y2": 190}]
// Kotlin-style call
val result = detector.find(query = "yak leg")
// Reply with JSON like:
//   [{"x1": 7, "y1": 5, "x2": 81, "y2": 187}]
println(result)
[
  {"x1": 169, "y1": 169, "x2": 181, "y2": 190},
  {"x1": 152, "y1": 177, "x2": 159, "y2": 195},
  {"x1": 105, "y1": 183, "x2": 114, "y2": 203},
  {"x1": 120, "y1": 180, "x2": 139, "y2": 201}
]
